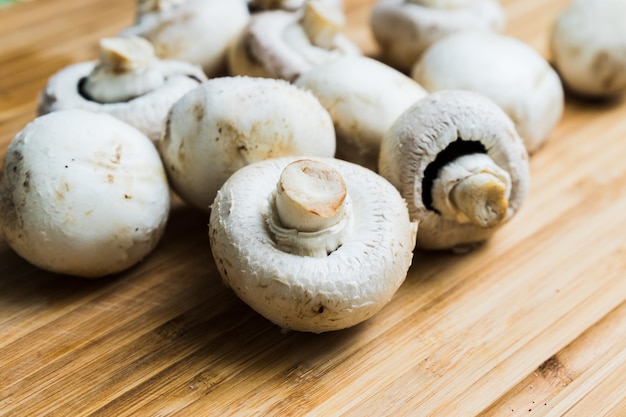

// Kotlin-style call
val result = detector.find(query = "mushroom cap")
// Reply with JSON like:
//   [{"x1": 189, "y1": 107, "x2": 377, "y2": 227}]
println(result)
[
  {"x1": 295, "y1": 55, "x2": 427, "y2": 170},
  {"x1": 120, "y1": 0, "x2": 250, "y2": 77},
  {"x1": 158, "y1": 76, "x2": 336, "y2": 212},
  {"x1": 550, "y1": 0, "x2": 626, "y2": 97},
  {"x1": 412, "y1": 31, "x2": 564, "y2": 153},
  {"x1": 370, "y1": 0, "x2": 505, "y2": 72},
  {"x1": 0, "y1": 109, "x2": 170, "y2": 278},
  {"x1": 209, "y1": 156, "x2": 417, "y2": 333},
  {"x1": 378, "y1": 90, "x2": 530, "y2": 250},
  {"x1": 227, "y1": 9, "x2": 361, "y2": 82},
  {"x1": 37, "y1": 60, "x2": 206, "y2": 143}
]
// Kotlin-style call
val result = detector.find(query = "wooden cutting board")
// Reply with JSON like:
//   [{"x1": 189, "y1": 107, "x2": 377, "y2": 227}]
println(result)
[{"x1": 1, "y1": 0, "x2": 625, "y2": 415}]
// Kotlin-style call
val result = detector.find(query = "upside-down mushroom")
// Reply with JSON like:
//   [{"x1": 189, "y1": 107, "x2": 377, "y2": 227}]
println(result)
[
  {"x1": 370, "y1": 0, "x2": 505, "y2": 73},
  {"x1": 228, "y1": 0, "x2": 361, "y2": 82},
  {"x1": 38, "y1": 36, "x2": 206, "y2": 143},
  {"x1": 412, "y1": 31, "x2": 564, "y2": 153},
  {"x1": 209, "y1": 157, "x2": 417, "y2": 333},
  {"x1": 120, "y1": 0, "x2": 250, "y2": 77},
  {"x1": 158, "y1": 76, "x2": 336, "y2": 212},
  {"x1": 0, "y1": 109, "x2": 170, "y2": 278},
  {"x1": 379, "y1": 90, "x2": 530, "y2": 251}
]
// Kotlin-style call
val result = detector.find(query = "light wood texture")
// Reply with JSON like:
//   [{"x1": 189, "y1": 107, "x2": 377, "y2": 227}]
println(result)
[{"x1": 1, "y1": 0, "x2": 625, "y2": 415}]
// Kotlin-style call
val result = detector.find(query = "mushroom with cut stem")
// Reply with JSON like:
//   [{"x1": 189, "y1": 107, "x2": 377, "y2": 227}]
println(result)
[
  {"x1": 228, "y1": 0, "x2": 361, "y2": 82},
  {"x1": 379, "y1": 90, "x2": 530, "y2": 252},
  {"x1": 209, "y1": 157, "x2": 417, "y2": 333},
  {"x1": 158, "y1": 76, "x2": 336, "y2": 212},
  {"x1": 120, "y1": 0, "x2": 250, "y2": 77},
  {"x1": 370, "y1": 0, "x2": 506, "y2": 73},
  {"x1": 550, "y1": 0, "x2": 626, "y2": 98},
  {"x1": 411, "y1": 31, "x2": 564, "y2": 154},
  {"x1": 38, "y1": 36, "x2": 207, "y2": 143},
  {"x1": 295, "y1": 55, "x2": 427, "y2": 171},
  {"x1": 0, "y1": 109, "x2": 170, "y2": 278}
]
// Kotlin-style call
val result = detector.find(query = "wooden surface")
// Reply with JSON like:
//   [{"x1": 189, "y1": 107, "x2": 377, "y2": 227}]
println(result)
[{"x1": 1, "y1": 0, "x2": 626, "y2": 415}]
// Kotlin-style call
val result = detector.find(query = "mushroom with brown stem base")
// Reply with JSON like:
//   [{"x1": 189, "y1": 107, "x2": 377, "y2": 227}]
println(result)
[
  {"x1": 228, "y1": 0, "x2": 361, "y2": 82},
  {"x1": 0, "y1": 109, "x2": 170, "y2": 278},
  {"x1": 379, "y1": 90, "x2": 530, "y2": 251},
  {"x1": 550, "y1": 0, "x2": 626, "y2": 98},
  {"x1": 38, "y1": 36, "x2": 207, "y2": 143},
  {"x1": 370, "y1": 0, "x2": 506, "y2": 73},
  {"x1": 158, "y1": 76, "x2": 336, "y2": 212},
  {"x1": 411, "y1": 31, "x2": 564, "y2": 154},
  {"x1": 120, "y1": 0, "x2": 250, "y2": 77},
  {"x1": 209, "y1": 157, "x2": 417, "y2": 333}
]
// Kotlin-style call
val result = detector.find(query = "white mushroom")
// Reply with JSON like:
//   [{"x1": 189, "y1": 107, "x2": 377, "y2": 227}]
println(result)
[
  {"x1": 247, "y1": 0, "x2": 343, "y2": 12},
  {"x1": 209, "y1": 157, "x2": 417, "y2": 333},
  {"x1": 379, "y1": 90, "x2": 530, "y2": 251},
  {"x1": 0, "y1": 109, "x2": 170, "y2": 278},
  {"x1": 228, "y1": 1, "x2": 361, "y2": 82},
  {"x1": 370, "y1": 0, "x2": 506, "y2": 73},
  {"x1": 158, "y1": 76, "x2": 336, "y2": 212},
  {"x1": 295, "y1": 55, "x2": 427, "y2": 170},
  {"x1": 550, "y1": 0, "x2": 626, "y2": 97},
  {"x1": 120, "y1": 0, "x2": 250, "y2": 77},
  {"x1": 412, "y1": 31, "x2": 564, "y2": 153},
  {"x1": 38, "y1": 36, "x2": 207, "y2": 143}
]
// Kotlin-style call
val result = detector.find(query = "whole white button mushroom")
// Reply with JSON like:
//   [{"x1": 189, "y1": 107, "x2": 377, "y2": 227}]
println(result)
[
  {"x1": 0, "y1": 109, "x2": 170, "y2": 278},
  {"x1": 120, "y1": 0, "x2": 250, "y2": 77},
  {"x1": 295, "y1": 55, "x2": 427, "y2": 170},
  {"x1": 228, "y1": 1, "x2": 361, "y2": 82},
  {"x1": 550, "y1": 0, "x2": 626, "y2": 97},
  {"x1": 38, "y1": 36, "x2": 207, "y2": 143},
  {"x1": 379, "y1": 90, "x2": 530, "y2": 251},
  {"x1": 412, "y1": 31, "x2": 564, "y2": 153},
  {"x1": 370, "y1": 0, "x2": 505, "y2": 73},
  {"x1": 158, "y1": 76, "x2": 336, "y2": 212},
  {"x1": 209, "y1": 157, "x2": 417, "y2": 333}
]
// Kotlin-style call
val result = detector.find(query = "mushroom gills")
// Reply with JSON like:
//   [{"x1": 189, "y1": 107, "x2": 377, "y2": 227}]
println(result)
[
  {"x1": 267, "y1": 159, "x2": 353, "y2": 258},
  {"x1": 423, "y1": 138, "x2": 511, "y2": 228}
]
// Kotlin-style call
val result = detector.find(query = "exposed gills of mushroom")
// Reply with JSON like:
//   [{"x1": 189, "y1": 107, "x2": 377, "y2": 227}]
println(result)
[
  {"x1": 137, "y1": 0, "x2": 185, "y2": 15},
  {"x1": 432, "y1": 153, "x2": 512, "y2": 228},
  {"x1": 301, "y1": 0, "x2": 345, "y2": 49},
  {"x1": 408, "y1": 0, "x2": 470, "y2": 9},
  {"x1": 83, "y1": 37, "x2": 165, "y2": 103}
]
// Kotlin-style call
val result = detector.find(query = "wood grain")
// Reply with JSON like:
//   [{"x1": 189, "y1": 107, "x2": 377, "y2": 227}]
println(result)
[{"x1": 1, "y1": 0, "x2": 626, "y2": 416}]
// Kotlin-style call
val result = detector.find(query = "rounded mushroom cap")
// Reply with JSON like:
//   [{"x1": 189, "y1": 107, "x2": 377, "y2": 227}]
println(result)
[
  {"x1": 209, "y1": 156, "x2": 417, "y2": 333},
  {"x1": 370, "y1": 0, "x2": 505, "y2": 73},
  {"x1": 0, "y1": 109, "x2": 170, "y2": 278},
  {"x1": 158, "y1": 76, "x2": 336, "y2": 212},
  {"x1": 295, "y1": 55, "x2": 427, "y2": 170},
  {"x1": 379, "y1": 90, "x2": 530, "y2": 250},
  {"x1": 121, "y1": 0, "x2": 250, "y2": 77},
  {"x1": 550, "y1": 0, "x2": 626, "y2": 97},
  {"x1": 412, "y1": 31, "x2": 564, "y2": 153},
  {"x1": 228, "y1": 8, "x2": 361, "y2": 82},
  {"x1": 37, "y1": 60, "x2": 206, "y2": 143}
]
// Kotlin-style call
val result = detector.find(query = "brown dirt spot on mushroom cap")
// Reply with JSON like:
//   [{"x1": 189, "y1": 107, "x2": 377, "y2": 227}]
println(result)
[
  {"x1": 591, "y1": 49, "x2": 626, "y2": 92},
  {"x1": 192, "y1": 102, "x2": 204, "y2": 123}
]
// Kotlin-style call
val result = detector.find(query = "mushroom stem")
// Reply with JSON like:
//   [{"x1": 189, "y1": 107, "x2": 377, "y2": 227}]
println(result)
[
  {"x1": 269, "y1": 159, "x2": 352, "y2": 257},
  {"x1": 301, "y1": 0, "x2": 344, "y2": 49},
  {"x1": 432, "y1": 153, "x2": 511, "y2": 228},
  {"x1": 83, "y1": 37, "x2": 165, "y2": 103}
]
